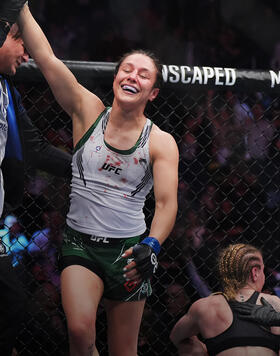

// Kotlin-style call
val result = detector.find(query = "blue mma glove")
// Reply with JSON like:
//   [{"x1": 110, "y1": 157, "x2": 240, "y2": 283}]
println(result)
[{"x1": 132, "y1": 237, "x2": 160, "y2": 279}]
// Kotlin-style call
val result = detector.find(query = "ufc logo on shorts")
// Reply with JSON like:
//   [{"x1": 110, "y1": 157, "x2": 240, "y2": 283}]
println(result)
[{"x1": 90, "y1": 236, "x2": 110, "y2": 243}]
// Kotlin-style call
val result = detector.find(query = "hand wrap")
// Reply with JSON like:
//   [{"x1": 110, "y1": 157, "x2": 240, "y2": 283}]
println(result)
[
  {"x1": 233, "y1": 297, "x2": 280, "y2": 326},
  {"x1": 0, "y1": 0, "x2": 27, "y2": 24},
  {"x1": 132, "y1": 237, "x2": 160, "y2": 279}
]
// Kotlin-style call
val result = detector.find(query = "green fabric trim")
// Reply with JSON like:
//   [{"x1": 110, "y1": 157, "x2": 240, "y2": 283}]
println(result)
[
  {"x1": 73, "y1": 107, "x2": 108, "y2": 153},
  {"x1": 105, "y1": 121, "x2": 153, "y2": 155},
  {"x1": 104, "y1": 135, "x2": 141, "y2": 155},
  {"x1": 73, "y1": 107, "x2": 153, "y2": 155}
]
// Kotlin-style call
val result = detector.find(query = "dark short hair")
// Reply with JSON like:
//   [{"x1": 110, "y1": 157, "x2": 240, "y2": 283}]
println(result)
[{"x1": 114, "y1": 49, "x2": 163, "y2": 89}]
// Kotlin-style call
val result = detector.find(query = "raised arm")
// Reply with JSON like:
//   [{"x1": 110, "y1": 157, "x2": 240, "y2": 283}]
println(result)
[{"x1": 17, "y1": 4, "x2": 104, "y2": 140}]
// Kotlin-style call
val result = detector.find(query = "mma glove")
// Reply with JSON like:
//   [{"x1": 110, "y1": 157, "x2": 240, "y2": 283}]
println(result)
[
  {"x1": 132, "y1": 237, "x2": 160, "y2": 280},
  {"x1": 235, "y1": 297, "x2": 280, "y2": 326},
  {"x1": 0, "y1": 0, "x2": 27, "y2": 24},
  {"x1": 0, "y1": 20, "x2": 10, "y2": 47},
  {"x1": 0, "y1": 0, "x2": 27, "y2": 47}
]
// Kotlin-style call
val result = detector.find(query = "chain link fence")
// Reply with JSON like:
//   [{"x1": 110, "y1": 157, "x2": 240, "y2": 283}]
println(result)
[{"x1": 3, "y1": 62, "x2": 280, "y2": 355}]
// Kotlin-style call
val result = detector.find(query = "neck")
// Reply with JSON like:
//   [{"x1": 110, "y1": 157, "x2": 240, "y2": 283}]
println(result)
[
  {"x1": 238, "y1": 285, "x2": 256, "y2": 302},
  {"x1": 239, "y1": 285, "x2": 255, "y2": 291},
  {"x1": 112, "y1": 100, "x2": 146, "y2": 122},
  {"x1": 110, "y1": 103, "x2": 146, "y2": 128}
]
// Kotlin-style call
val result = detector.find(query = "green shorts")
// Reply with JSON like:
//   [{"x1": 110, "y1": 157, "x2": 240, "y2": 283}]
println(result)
[{"x1": 59, "y1": 225, "x2": 152, "y2": 301}]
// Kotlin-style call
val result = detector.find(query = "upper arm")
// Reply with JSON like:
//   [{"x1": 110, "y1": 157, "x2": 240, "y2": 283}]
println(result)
[
  {"x1": 263, "y1": 295, "x2": 280, "y2": 335},
  {"x1": 37, "y1": 55, "x2": 81, "y2": 116},
  {"x1": 151, "y1": 129, "x2": 179, "y2": 206},
  {"x1": 170, "y1": 303, "x2": 201, "y2": 346},
  {"x1": 37, "y1": 56, "x2": 104, "y2": 119},
  {"x1": 18, "y1": 4, "x2": 104, "y2": 125}
]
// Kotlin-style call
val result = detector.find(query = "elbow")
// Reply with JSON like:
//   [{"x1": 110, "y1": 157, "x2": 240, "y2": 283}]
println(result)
[
  {"x1": 156, "y1": 197, "x2": 178, "y2": 214},
  {"x1": 170, "y1": 326, "x2": 180, "y2": 347},
  {"x1": 169, "y1": 330, "x2": 176, "y2": 345}
]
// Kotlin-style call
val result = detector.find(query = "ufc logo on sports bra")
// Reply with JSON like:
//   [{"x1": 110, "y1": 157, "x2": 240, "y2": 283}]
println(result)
[{"x1": 101, "y1": 163, "x2": 122, "y2": 175}]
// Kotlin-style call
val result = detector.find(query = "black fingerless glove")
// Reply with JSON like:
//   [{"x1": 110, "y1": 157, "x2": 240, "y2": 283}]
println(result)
[
  {"x1": 234, "y1": 297, "x2": 280, "y2": 326},
  {"x1": 0, "y1": 0, "x2": 27, "y2": 47},
  {"x1": 132, "y1": 237, "x2": 160, "y2": 279},
  {"x1": 0, "y1": 0, "x2": 27, "y2": 24}
]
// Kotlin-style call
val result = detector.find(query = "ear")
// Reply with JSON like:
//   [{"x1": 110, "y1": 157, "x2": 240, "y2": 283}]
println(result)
[
  {"x1": 148, "y1": 88, "x2": 160, "y2": 102},
  {"x1": 251, "y1": 266, "x2": 259, "y2": 283}
]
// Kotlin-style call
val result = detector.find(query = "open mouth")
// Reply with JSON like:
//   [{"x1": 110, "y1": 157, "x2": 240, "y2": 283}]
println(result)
[{"x1": 121, "y1": 85, "x2": 139, "y2": 94}]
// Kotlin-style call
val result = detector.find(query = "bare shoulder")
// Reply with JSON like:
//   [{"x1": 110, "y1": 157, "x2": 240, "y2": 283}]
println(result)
[
  {"x1": 150, "y1": 123, "x2": 176, "y2": 142},
  {"x1": 72, "y1": 84, "x2": 105, "y2": 132},
  {"x1": 193, "y1": 294, "x2": 229, "y2": 317},
  {"x1": 191, "y1": 295, "x2": 221, "y2": 313},
  {"x1": 150, "y1": 124, "x2": 179, "y2": 158}
]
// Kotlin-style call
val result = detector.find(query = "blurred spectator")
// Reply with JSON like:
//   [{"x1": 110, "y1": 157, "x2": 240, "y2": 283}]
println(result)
[
  {"x1": 15, "y1": 172, "x2": 52, "y2": 236},
  {"x1": 139, "y1": 282, "x2": 190, "y2": 355},
  {"x1": 179, "y1": 103, "x2": 211, "y2": 204},
  {"x1": 0, "y1": 215, "x2": 29, "y2": 267},
  {"x1": 165, "y1": 283, "x2": 191, "y2": 317},
  {"x1": 246, "y1": 102, "x2": 275, "y2": 161},
  {"x1": 181, "y1": 209, "x2": 206, "y2": 251},
  {"x1": 27, "y1": 209, "x2": 64, "y2": 289},
  {"x1": 185, "y1": 258, "x2": 211, "y2": 298}
]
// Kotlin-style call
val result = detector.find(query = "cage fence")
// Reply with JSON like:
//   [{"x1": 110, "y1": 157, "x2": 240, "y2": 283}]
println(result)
[{"x1": 3, "y1": 61, "x2": 279, "y2": 355}]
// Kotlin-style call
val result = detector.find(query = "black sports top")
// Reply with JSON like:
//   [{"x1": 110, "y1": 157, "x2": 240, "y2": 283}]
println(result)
[{"x1": 204, "y1": 292, "x2": 280, "y2": 356}]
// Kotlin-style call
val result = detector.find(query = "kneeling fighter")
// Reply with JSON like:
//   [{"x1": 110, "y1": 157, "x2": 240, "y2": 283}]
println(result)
[{"x1": 170, "y1": 243, "x2": 280, "y2": 356}]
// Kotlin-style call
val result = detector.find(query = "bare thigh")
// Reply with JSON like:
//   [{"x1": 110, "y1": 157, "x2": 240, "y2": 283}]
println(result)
[
  {"x1": 104, "y1": 298, "x2": 146, "y2": 356},
  {"x1": 61, "y1": 265, "x2": 104, "y2": 325}
]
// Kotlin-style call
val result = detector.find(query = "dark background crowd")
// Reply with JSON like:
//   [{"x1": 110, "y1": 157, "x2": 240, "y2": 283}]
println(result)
[
  {"x1": 30, "y1": 0, "x2": 280, "y2": 70},
  {"x1": 1, "y1": 0, "x2": 280, "y2": 355}
]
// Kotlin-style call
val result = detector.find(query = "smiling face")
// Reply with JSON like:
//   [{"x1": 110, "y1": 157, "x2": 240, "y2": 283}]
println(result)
[
  {"x1": 113, "y1": 53, "x2": 160, "y2": 111},
  {"x1": 0, "y1": 24, "x2": 29, "y2": 76}
]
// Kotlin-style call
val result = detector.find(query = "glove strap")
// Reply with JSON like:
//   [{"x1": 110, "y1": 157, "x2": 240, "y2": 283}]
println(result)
[{"x1": 141, "y1": 237, "x2": 161, "y2": 255}]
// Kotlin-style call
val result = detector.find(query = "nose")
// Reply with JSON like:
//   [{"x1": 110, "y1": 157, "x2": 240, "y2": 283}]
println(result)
[{"x1": 128, "y1": 69, "x2": 137, "y2": 81}]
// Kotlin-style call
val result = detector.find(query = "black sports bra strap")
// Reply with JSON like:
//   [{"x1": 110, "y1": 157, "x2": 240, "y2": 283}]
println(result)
[{"x1": 247, "y1": 291, "x2": 259, "y2": 304}]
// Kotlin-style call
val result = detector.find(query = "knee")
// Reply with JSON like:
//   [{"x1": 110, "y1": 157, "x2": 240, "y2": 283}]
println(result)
[{"x1": 67, "y1": 315, "x2": 96, "y2": 342}]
